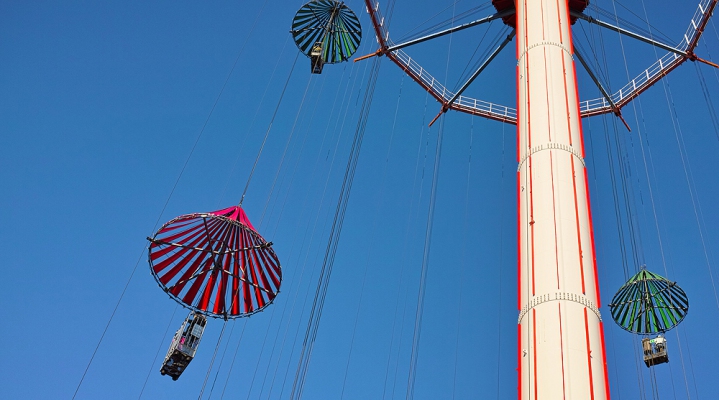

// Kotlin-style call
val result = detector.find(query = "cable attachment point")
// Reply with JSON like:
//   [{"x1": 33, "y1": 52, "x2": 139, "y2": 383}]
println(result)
[
  {"x1": 613, "y1": 108, "x2": 632, "y2": 132},
  {"x1": 354, "y1": 49, "x2": 384, "y2": 62},
  {"x1": 428, "y1": 104, "x2": 449, "y2": 127},
  {"x1": 692, "y1": 54, "x2": 719, "y2": 69}
]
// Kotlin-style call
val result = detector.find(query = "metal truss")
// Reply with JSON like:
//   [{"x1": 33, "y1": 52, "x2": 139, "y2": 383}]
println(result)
[{"x1": 360, "y1": 0, "x2": 718, "y2": 125}]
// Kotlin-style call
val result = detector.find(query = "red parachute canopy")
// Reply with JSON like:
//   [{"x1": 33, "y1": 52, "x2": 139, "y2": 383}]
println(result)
[{"x1": 148, "y1": 206, "x2": 281, "y2": 319}]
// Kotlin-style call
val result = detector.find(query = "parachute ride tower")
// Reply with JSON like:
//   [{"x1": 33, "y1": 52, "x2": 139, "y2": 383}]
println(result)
[
  {"x1": 360, "y1": 0, "x2": 718, "y2": 398},
  {"x1": 512, "y1": 1, "x2": 608, "y2": 398}
]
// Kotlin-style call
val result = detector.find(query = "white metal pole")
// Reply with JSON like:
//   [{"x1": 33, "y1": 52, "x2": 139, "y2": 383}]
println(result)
[{"x1": 516, "y1": 1, "x2": 610, "y2": 398}]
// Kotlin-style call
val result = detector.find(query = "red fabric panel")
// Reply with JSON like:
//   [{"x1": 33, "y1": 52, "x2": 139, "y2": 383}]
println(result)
[
  {"x1": 251, "y1": 247, "x2": 273, "y2": 298},
  {"x1": 168, "y1": 252, "x2": 207, "y2": 296},
  {"x1": 197, "y1": 219, "x2": 235, "y2": 311},
  {"x1": 161, "y1": 219, "x2": 225, "y2": 288},
  {"x1": 257, "y1": 248, "x2": 281, "y2": 288},
  {"x1": 181, "y1": 258, "x2": 213, "y2": 307},
  {"x1": 198, "y1": 267, "x2": 218, "y2": 311},
  {"x1": 213, "y1": 225, "x2": 237, "y2": 314},
  {"x1": 150, "y1": 220, "x2": 211, "y2": 260},
  {"x1": 240, "y1": 229, "x2": 252, "y2": 313},
  {"x1": 255, "y1": 245, "x2": 280, "y2": 289},
  {"x1": 247, "y1": 242, "x2": 266, "y2": 309},
  {"x1": 154, "y1": 219, "x2": 208, "y2": 247},
  {"x1": 152, "y1": 218, "x2": 223, "y2": 273},
  {"x1": 159, "y1": 248, "x2": 200, "y2": 285},
  {"x1": 231, "y1": 224, "x2": 242, "y2": 316},
  {"x1": 208, "y1": 206, "x2": 258, "y2": 233},
  {"x1": 153, "y1": 208, "x2": 274, "y2": 316},
  {"x1": 157, "y1": 218, "x2": 196, "y2": 234},
  {"x1": 212, "y1": 253, "x2": 229, "y2": 314},
  {"x1": 152, "y1": 246, "x2": 192, "y2": 274}
]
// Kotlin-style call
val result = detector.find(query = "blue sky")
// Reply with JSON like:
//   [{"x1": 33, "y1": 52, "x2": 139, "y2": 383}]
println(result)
[{"x1": 1, "y1": 0, "x2": 718, "y2": 399}]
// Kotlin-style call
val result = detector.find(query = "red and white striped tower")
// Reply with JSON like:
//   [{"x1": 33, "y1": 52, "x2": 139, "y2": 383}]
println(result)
[{"x1": 516, "y1": 0, "x2": 609, "y2": 398}]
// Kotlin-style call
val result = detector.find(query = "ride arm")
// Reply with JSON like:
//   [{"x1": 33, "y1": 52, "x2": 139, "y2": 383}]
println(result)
[
  {"x1": 573, "y1": 46, "x2": 631, "y2": 130},
  {"x1": 429, "y1": 30, "x2": 516, "y2": 126},
  {"x1": 572, "y1": 9, "x2": 719, "y2": 68},
  {"x1": 580, "y1": 0, "x2": 718, "y2": 117}
]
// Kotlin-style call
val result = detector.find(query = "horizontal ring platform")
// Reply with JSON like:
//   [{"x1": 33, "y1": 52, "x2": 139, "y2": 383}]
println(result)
[
  {"x1": 518, "y1": 41, "x2": 574, "y2": 65},
  {"x1": 518, "y1": 291, "x2": 602, "y2": 323},
  {"x1": 517, "y1": 142, "x2": 585, "y2": 172}
]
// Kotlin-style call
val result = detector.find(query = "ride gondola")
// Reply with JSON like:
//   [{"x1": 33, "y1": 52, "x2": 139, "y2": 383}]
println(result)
[
  {"x1": 148, "y1": 205, "x2": 282, "y2": 379},
  {"x1": 160, "y1": 313, "x2": 207, "y2": 380},
  {"x1": 291, "y1": 0, "x2": 362, "y2": 74},
  {"x1": 609, "y1": 268, "x2": 689, "y2": 367}
]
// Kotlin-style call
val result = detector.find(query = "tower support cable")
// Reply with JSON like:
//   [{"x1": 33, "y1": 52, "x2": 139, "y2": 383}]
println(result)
[{"x1": 289, "y1": 56, "x2": 383, "y2": 400}]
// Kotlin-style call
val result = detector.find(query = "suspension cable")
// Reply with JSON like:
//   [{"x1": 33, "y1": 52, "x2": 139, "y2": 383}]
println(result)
[
  {"x1": 205, "y1": 320, "x2": 237, "y2": 399},
  {"x1": 659, "y1": 75, "x2": 714, "y2": 397},
  {"x1": 405, "y1": 115, "x2": 444, "y2": 400},
  {"x1": 243, "y1": 307, "x2": 279, "y2": 399},
  {"x1": 257, "y1": 74, "x2": 316, "y2": 226},
  {"x1": 216, "y1": 0, "x2": 272, "y2": 205},
  {"x1": 694, "y1": 62, "x2": 719, "y2": 142},
  {"x1": 590, "y1": 6, "x2": 646, "y2": 395},
  {"x1": 74, "y1": 2, "x2": 281, "y2": 397},
  {"x1": 405, "y1": 4, "x2": 457, "y2": 397},
  {"x1": 256, "y1": 79, "x2": 330, "y2": 400},
  {"x1": 138, "y1": 305, "x2": 178, "y2": 399},
  {"x1": 452, "y1": 116, "x2": 474, "y2": 400},
  {"x1": 608, "y1": 0, "x2": 647, "y2": 270},
  {"x1": 276, "y1": 52, "x2": 376, "y2": 400},
  {"x1": 219, "y1": 319, "x2": 248, "y2": 399},
  {"x1": 198, "y1": 321, "x2": 228, "y2": 399},
  {"x1": 289, "y1": 56, "x2": 383, "y2": 400},
  {"x1": 290, "y1": 59, "x2": 381, "y2": 398},
  {"x1": 246, "y1": 73, "x2": 323, "y2": 395},
  {"x1": 586, "y1": 117, "x2": 628, "y2": 400},
  {"x1": 70, "y1": 13, "x2": 258, "y2": 394},
  {"x1": 381, "y1": 87, "x2": 431, "y2": 400},
  {"x1": 494, "y1": 119, "x2": 506, "y2": 399},
  {"x1": 238, "y1": 52, "x2": 300, "y2": 207},
  {"x1": 339, "y1": 71, "x2": 403, "y2": 400},
  {"x1": 265, "y1": 61, "x2": 358, "y2": 399}
]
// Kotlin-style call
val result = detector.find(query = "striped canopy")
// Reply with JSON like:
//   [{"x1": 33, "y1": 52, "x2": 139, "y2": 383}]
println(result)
[
  {"x1": 291, "y1": 0, "x2": 362, "y2": 64},
  {"x1": 148, "y1": 206, "x2": 281, "y2": 319},
  {"x1": 609, "y1": 269, "x2": 688, "y2": 334}
]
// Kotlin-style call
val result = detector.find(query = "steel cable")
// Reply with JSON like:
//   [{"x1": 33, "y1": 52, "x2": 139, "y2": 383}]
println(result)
[
  {"x1": 586, "y1": 7, "x2": 645, "y2": 395},
  {"x1": 266, "y1": 60, "x2": 359, "y2": 399},
  {"x1": 338, "y1": 64, "x2": 403, "y2": 400},
  {"x1": 206, "y1": 321, "x2": 236, "y2": 399},
  {"x1": 405, "y1": 115, "x2": 444, "y2": 400},
  {"x1": 276, "y1": 44, "x2": 376, "y2": 400},
  {"x1": 70, "y1": 3, "x2": 264, "y2": 392},
  {"x1": 383, "y1": 88, "x2": 431, "y2": 400},
  {"x1": 494, "y1": 120, "x2": 507, "y2": 399},
  {"x1": 452, "y1": 116, "x2": 474, "y2": 400},
  {"x1": 218, "y1": 319, "x2": 248, "y2": 398},
  {"x1": 238, "y1": 53, "x2": 300, "y2": 206},
  {"x1": 289, "y1": 56, "x2": 383, "y2": 400},
  {"x1": 405, "y1": 4, "x2": 456, "y2": 396},
  {"x1": 138, "y1": 305, "x2": 179, "y2": 399}
]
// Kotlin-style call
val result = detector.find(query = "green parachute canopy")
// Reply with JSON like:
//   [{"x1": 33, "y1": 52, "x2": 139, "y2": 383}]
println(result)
[
  {"x1": 609, "y1": 269, "x2": 689, "y2": 334},
  {"x1": 291, "y1": 0, "x2": 362, "y2": 64}
]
